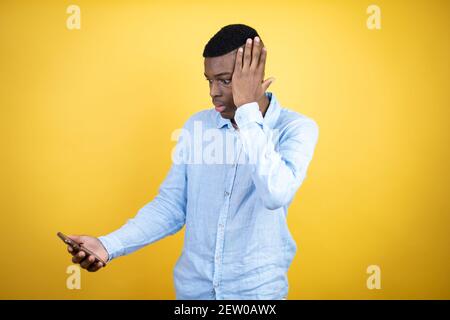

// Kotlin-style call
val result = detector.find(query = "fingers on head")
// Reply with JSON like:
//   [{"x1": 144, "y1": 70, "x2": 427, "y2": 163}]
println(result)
[
  {"x1": 251, "y1": 37, "x2": 261, "y2": 68},
  {"x1": 235, "y1": 47, "x2": 243, "y2": 70},
  {"x1": 243, "y1": 38, "x2": 253, "y2": 66},
  {"x1": 259, "y1": 46, "x2": 267, "y2": 68}
]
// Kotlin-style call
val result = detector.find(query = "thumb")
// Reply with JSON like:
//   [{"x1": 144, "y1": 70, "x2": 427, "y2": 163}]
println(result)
[
  {"x1": 262, "y1": 77, "x2": 275, "y2": 92},
  {"x1": 67, "y1": 235, "x2": 83, "y2": 244}
]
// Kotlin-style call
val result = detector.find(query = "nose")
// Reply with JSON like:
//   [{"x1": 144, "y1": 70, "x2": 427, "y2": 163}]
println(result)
[{"x1": 209, "y1": 81, "x2": 221, "y2": 99}]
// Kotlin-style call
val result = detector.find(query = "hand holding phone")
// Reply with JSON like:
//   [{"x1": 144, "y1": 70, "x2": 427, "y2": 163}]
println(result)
[{"x1": 57, "y1": 232, "x2": 108, "y2": 271}]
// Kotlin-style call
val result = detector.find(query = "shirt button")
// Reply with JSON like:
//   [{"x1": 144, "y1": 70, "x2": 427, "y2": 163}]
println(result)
[{"x1": 224, "y1": 191, "x2": 230, "y2": 197}]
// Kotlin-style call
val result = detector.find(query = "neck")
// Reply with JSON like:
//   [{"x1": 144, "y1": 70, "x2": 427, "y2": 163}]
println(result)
[{"x1": 258, "y1": 94, "x2": 270, "y2": 117}]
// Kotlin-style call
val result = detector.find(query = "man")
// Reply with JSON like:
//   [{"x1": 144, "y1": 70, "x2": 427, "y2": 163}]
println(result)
[{"x1": 65, "y1": 24, "x2": 319, "y2": 300}]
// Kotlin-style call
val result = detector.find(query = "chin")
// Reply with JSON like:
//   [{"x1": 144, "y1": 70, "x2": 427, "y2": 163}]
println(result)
[
  {"x1": 219, "y1": 110, "x2": 235, "y2": 119},
  {"x1": 219, "y1": 107, "x2": 236, "y2": 119}
]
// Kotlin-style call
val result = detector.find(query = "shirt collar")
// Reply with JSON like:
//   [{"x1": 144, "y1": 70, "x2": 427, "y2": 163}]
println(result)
[{"x1": 214, "y1": 92, "x2": 281, "y2": 129}]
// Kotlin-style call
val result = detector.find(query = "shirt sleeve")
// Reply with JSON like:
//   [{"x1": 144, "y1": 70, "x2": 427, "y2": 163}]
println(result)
[
  {"x1": 98, "y1": 134, "x2": 188, "y2": 262},
  {"x1": 234, "y1": 102, "x2": 319, "y2": 210}
]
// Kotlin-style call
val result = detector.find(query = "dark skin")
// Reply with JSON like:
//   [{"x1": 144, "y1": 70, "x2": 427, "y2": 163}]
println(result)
[
  {"x1": 204, "y1": 36, "x2": 275, "y2": 128},
  {"x1": 64, "y1": 37, "x2": 275, "y2": 273}
]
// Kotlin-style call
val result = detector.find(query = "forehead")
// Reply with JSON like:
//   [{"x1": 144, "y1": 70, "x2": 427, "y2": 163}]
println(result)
[{"x1": 204, "y1": 49, "x2": 237, "y2": 76}]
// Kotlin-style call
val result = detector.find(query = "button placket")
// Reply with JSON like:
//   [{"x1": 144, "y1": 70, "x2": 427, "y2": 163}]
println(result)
[{"x1": 212, "y1": 134, "x2": 242, "y2": 291}]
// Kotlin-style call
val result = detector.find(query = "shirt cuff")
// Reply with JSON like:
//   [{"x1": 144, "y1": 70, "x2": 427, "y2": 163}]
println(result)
[
  {"x1": 234, "y1": 102, "x2": 263, "y2": 129},
  {"x1": 98, "y1": 234, "x2": 124, "y2": 262}
]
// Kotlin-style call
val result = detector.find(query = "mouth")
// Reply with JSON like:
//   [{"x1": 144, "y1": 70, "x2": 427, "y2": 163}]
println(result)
[{"x1": 214, "y1": 103, "x2": 227, "y2": 113}]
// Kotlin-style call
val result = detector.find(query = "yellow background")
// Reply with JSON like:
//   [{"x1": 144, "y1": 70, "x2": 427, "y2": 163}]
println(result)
[{"x1": 1, "y1": 0, "x2": 449, "y2": 299}]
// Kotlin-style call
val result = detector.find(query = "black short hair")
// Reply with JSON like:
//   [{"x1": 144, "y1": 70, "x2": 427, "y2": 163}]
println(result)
[{"x1": 203, "y1": 24, "x2": 260, "y2": 58}]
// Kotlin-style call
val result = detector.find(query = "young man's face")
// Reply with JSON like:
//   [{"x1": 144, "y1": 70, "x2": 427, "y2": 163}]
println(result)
[
  {"x1": 204, "y1": 49, "x2": 240, "y2": 120},
  {"x1": 204, "y1": 40, "x2": 265, "y2": 120}
]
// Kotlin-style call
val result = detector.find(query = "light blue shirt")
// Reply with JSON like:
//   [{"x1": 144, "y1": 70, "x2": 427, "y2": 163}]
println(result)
[{"x1": 99, "y1": 92, "x2": 319, "y2": 299}]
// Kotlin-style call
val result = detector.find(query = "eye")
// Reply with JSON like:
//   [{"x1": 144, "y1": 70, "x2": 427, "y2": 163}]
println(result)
[{"x1": 220, "y1": 79, "x2": 231, "y2": 85}]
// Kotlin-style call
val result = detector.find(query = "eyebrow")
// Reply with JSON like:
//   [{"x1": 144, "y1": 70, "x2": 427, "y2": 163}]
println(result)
[{"x1": 204, "y1": 72, "x2": 232, "y2": 78}]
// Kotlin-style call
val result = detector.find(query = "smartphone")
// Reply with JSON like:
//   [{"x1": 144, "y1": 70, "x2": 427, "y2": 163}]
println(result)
[{"x1": 57, "y1": 232, "x2": 107, "y2": 266}]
